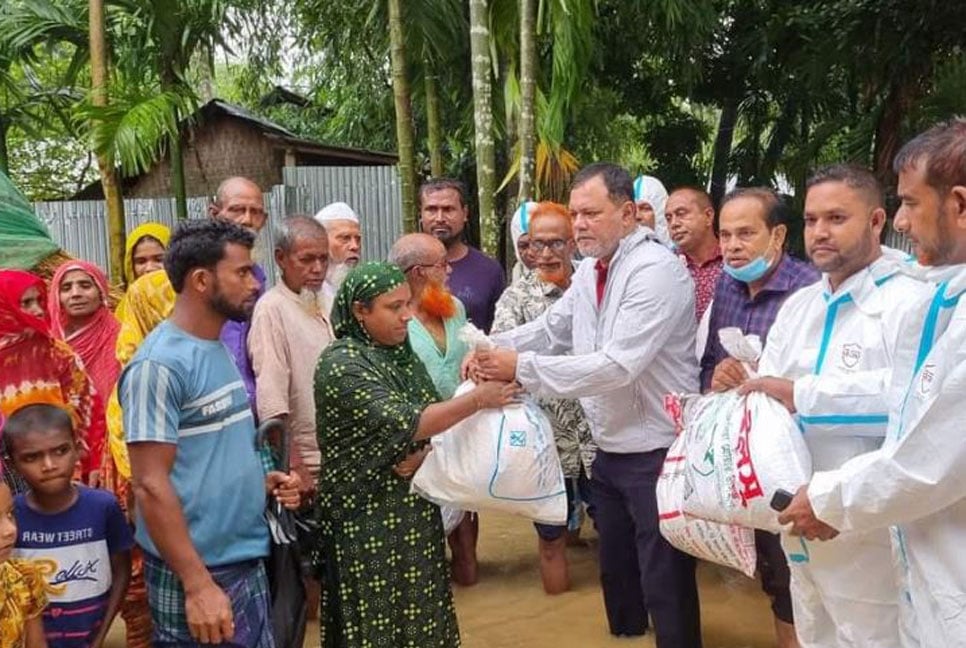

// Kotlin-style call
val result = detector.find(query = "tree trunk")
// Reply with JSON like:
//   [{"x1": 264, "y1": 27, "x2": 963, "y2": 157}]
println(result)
[
  {"x1": 710, "y1": 96, "x2": 739, "y2": 211},
  {"x1": 89, "y1": 0, "x2": 126, "y2": 285},
  {"x1": 469, "y1": 0, "x2": 497, "y2": 256},
  {"x1": 516, "y1": 0, "x2": 536, "y2": 204},
  {"x1": 424, "y1": 63, "x2": 444, "y2": 177},
  {"x1": 160, "y1": 67, "x2": 188, "y2": 221},
  {"x1": 873, "y1": 80, "x2": 917, "y2": 189},
  {"x1": 0, "y1": 119, "x2": 9, "y2": 177},
  {"x1": 759, "y1": 96, "x2": 797, "y2": 185},
  {"x1": 388, "y1": 0, "x2": 419, "y2": 232}
]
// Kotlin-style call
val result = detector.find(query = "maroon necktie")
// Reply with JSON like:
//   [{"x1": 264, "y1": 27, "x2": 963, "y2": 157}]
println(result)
[{"x1": 595, "y1": 259, "x2": 609, "y2": 307}]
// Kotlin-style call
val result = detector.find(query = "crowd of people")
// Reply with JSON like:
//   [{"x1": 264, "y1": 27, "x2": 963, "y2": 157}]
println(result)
[{"x1": 0, "y1": 117, "x2": 964, "y2": 648}]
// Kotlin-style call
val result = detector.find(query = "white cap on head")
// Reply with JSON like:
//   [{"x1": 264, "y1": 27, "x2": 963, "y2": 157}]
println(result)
[{"x1": 314, "y1": 201, "x2": 360, "y2": 224}]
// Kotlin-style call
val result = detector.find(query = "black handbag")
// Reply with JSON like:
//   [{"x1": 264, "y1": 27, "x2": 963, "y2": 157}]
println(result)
[{"x1": 258, "y1": 419, "x2": 308, "y2": 648}]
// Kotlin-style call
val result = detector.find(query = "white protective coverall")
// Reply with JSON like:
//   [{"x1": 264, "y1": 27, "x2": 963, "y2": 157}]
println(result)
[
  {"x1": 808, "y1": 262, "x2": 966, "y2": 647},
  {"x1": 758, "y1": 250, "x2": 931, "y2": 647},
  {"x1": 632, "y1": 175, "x2": 672, "y2": 247}
]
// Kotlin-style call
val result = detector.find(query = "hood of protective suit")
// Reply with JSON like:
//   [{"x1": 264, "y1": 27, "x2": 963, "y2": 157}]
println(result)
[
  {"x1": 510, "y1": 201, "x2": 538, "y2": 265},
  {"x1": 633, "y1": 175, "x2": 671, "y2": 246}
]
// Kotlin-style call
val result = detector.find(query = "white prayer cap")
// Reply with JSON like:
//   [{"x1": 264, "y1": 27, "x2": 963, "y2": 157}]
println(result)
[{"x1": 314, "y1": 201, "x2": 360, "y2": 224}]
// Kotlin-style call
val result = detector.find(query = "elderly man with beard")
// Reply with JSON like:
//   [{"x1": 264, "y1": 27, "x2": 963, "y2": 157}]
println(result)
[
  {"x1": 388, "y1": 233, "x2": 483, "y2": 586},
  {"x1": 492, "y1": 202, "x2": 597, "y2": 595},
  {"x1": 249, "y1": 215, "x2": 334, "y2": 487},
  {"x1": 314, "y1": 201, "x2": 362, "y2": 307}
]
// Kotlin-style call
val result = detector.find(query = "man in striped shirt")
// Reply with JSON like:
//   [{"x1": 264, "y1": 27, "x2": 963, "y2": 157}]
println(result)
[{"x1": 120, "y1": 219, "x2": 300, "y2": 646}]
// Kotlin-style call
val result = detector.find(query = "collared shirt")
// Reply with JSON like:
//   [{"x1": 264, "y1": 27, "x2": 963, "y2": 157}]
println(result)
[
  {"x1": 594, "y1": 260, "x2": 608, "y2": 307},
  {"x1": 492, "y1": 227, "x2": 699, "y2": 454},
  {"x1": 248, "y1": 281, "x2": 335, "y2": 474},
  {"x1": 220, "y1": 263, "x2": 267, "y2": 413},
  {"x1": 700, "y1": 253, "x2": 819, "y2": 390},
  {"x1": 408, "y1": 299, "x2": 470, "y2": 400},
  {"x1": 681, "y1": 250, "x2": 723, "y2": 320},
  {"x1": 492, "y1": 271, "x2": 597, "y2": 477}
]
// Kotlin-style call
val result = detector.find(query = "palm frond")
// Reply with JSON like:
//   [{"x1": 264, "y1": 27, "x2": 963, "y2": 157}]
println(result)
[{"x1": 74, "y1": 90, "x2": 195, "y2": 176}]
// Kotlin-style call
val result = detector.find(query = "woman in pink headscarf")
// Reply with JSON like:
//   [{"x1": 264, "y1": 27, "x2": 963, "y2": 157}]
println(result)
[
  {"x1": 0, "y1": 269, "x2": 103, "y2": 486},
  {"x1": 48, "y1": 261, "x2": 122, "y2": 405}
]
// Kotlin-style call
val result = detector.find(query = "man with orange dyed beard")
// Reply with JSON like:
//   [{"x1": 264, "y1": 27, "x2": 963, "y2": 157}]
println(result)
[
  {"x1": 388, "y1": 233, "x2": 481, "y2": 586},
  {"x1": 492, "y1": 202, "x2": 597, "y2": 595}
]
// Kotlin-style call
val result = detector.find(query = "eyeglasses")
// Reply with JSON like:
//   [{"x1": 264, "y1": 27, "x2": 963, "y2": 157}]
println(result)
[
  {"x1": 530, "y1": 239, "x2": 569, "y2": 253},
  {"x1": 405, "y1": 259, "x2": 450, "y2": 272}
]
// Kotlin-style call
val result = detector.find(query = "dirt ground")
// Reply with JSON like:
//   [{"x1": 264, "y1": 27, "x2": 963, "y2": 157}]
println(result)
[{"x1": 108, "y1": 512, "x2": 776, "y2": 647}]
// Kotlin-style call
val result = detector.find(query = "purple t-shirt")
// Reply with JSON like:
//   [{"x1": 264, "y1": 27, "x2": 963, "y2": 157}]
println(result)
[
  {"x1": 220, "y1": 263, "x2": 267, "y2": 414},
  {"x1": 448, "y1": 246, "x2": 505, "y2": 333},
  {"x1": 14, "y1": 486, "x2": 134, "y2": 648}
]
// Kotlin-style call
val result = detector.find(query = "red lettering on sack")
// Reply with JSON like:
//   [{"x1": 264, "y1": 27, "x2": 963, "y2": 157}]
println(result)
[{"x1": 734, "y1": 402, "x2": 764, "y2": 506}]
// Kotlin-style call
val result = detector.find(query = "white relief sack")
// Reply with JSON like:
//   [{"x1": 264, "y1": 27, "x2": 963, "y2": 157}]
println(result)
[
  {"x1": 412, "y1": 380, "x2": 568, "y2": 525},
  {"x1": 657, "y1": 394, "x2": 757, "y2": 577}
]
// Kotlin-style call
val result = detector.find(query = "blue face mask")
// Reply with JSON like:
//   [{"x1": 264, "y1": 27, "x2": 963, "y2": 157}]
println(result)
[{"x1": 723, "y1": 253, "x2": 773, "y2": 283}]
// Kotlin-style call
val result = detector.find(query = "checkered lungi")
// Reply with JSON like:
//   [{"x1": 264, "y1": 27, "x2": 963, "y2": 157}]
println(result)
[{"x1": 143, "y1": 552, "x2": 276, "y2": 648}]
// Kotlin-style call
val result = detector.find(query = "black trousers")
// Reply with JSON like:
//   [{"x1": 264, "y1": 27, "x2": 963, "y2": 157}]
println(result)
[{"x1": 591, "y1": 449, "x2": 703, "y2": 647}]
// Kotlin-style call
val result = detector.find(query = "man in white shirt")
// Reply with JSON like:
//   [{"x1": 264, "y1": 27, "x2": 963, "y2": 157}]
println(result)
[
  {"x1": 779, "y1": 119, "x2": 966, "y2": 647},
  {"x1": 476, "y1": 163, "x2": 702, "y2": 647},
  {"x1": 733, "y1": 165, "x2": 930, "y2": 647}
]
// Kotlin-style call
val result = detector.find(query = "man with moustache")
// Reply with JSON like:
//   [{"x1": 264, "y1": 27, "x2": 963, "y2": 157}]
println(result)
[
  {"x1": 419, "y1": 178, "x2": 505, "y2": 332},
  {"x1": 314, "y1": 201, "x2": 362, "y2": 307},
  {"x1": 703, "y1": 187, "x2": 818, "y2": 648},
  {"x1": 720, "y1": 165, "x2": 931, "y2": 647},
  {"x1": 388, "y1": 232, "x2": 481, "y2": 586},
  {"x1": 492, "y1": 202, "x2": 596, "y2": 595},
  {"x1": 665, "y1": 187, "x2": 722, "y2": 321},
  {"x1": 248, "y1": 215, "x2": 334, "y2": 487}
]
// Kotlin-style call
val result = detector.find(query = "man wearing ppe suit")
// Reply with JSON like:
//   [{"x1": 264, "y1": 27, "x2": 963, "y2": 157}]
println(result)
[
  {"x1": 779, "y1": 118, "x2": 966, "y2": 647},
  {"x1": 735, "y1": 164, "x2": 931, "y2": 647}
]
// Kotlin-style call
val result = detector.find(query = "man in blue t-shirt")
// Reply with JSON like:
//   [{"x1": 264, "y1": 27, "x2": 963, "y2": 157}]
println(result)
[
  {"x1": 120, "y1": 219, "x2": 301, "y2": 647},
  {"x1": 7, "y1": 403, "x2": 134, "y2": 648}
]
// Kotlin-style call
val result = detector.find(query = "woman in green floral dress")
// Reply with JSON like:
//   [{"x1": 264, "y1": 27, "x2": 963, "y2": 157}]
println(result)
[{"x1": 313, "y1": 262, "x2": 518, "y2": 647}]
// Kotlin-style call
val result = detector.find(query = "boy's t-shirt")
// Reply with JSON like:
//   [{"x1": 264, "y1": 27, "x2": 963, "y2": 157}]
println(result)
[{"x1": 13, "y1": 486, "x2": 134, "y2": 648}]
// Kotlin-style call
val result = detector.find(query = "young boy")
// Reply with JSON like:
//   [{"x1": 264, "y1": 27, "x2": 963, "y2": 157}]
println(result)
[{"x1": 6, "y1": 404, "x2": 133, "y2": 648}]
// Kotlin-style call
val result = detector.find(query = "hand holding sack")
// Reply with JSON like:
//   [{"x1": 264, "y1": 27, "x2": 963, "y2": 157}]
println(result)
[
  {"x1": 658, "y1": 393, "x2": 757, "y2": 577},
  {"x1": 674, "y1": 390, "x2": 811, "y2": 532},
  {"x1": 411, "y1": 380, "x2": 568, "y2": 525}
]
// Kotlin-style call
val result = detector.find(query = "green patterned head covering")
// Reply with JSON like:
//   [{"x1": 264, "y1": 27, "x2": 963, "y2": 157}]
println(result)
[{"x1": 332, "y1": 261, "x2": 408, "y2": 345}]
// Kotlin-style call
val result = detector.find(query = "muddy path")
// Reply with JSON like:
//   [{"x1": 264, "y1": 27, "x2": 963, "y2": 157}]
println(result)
[{"x1": 108, "y1": 511, "x2": 778, "y2": 647}]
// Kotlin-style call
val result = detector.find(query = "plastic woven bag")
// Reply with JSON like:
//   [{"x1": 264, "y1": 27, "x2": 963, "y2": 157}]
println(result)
[
  {"x1": 657, "y1": 394, "x2": 757, "y2": 577},
  {"x1": 411, "y1": 380, "x2": 568, "y2": 525},
  {"x1": 674, "y1": 390, "x2": 811, "y2": 532}
]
